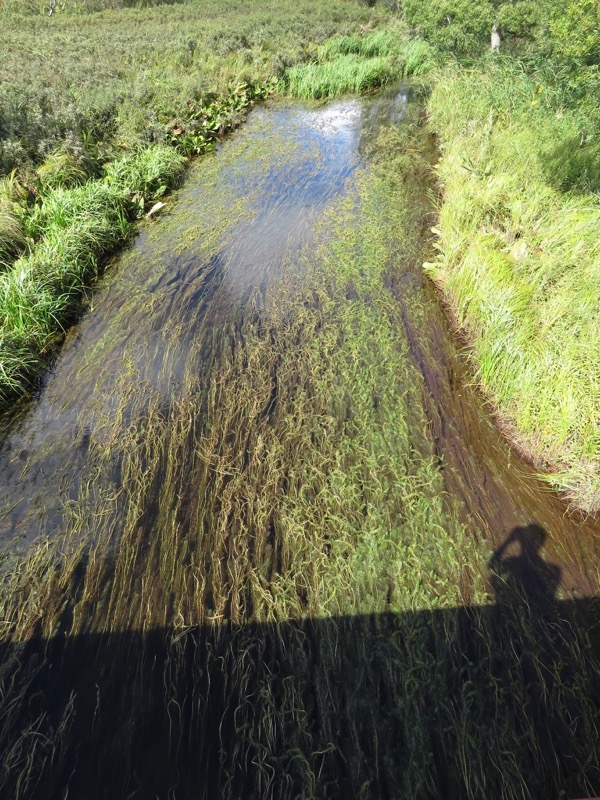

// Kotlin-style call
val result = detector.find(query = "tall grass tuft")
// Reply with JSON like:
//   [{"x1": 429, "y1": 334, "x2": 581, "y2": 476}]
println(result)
[
  {"x1": 0, "y1": 201, "x2": 25, "y2": 271},
  {"x1": 286, "y1": 24, "x2": 438, "y2": 101},
  {"x1": 400, "y1": 37, "x2": 438, "y2": 77},
  {"x1": 318, "y1": 26, "x2": 402, "y2": 60},
  {"x1": 36, "y1": 148, "x2": 91, "y2": 192},
  {"x1": 286, "y1": 54, "x2": 398, "y2": 100}
]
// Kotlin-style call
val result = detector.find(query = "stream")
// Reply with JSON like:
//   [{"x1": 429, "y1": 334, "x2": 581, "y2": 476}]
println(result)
[
  {"x1": 1, "y1": 84, "x2": 598, "y2": 593},
  {"x1": 0, "y1": 85, "x2": 598, "y2": 799}
]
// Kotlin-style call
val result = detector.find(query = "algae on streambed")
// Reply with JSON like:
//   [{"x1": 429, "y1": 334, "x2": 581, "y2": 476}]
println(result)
[{"x1": 0, "y1": 92, "x2": 598, "y2": 798}]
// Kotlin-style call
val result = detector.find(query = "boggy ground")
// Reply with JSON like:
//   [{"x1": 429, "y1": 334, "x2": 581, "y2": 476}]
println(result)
[{"x1": 0, "y1": 95, "x2": 599, "y2": 798}]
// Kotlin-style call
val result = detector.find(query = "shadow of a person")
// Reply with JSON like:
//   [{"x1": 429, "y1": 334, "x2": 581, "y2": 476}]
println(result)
[
  {"x1": 488, "y1": 525, "x2": 574, "y2": 779},
  {"x1": 489, "y1": 524, "x2": 561, "y2": 613}
]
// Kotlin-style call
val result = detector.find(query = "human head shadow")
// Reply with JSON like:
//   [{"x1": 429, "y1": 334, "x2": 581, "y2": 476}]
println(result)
[{"x1": 0, "y1": 536, "x2": 598, "y2": 799}]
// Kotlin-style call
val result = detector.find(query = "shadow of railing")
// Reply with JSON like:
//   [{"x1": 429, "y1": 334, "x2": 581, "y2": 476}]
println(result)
[{"x1": 0, "y1": 592, "x2": 599, "y2": 798}]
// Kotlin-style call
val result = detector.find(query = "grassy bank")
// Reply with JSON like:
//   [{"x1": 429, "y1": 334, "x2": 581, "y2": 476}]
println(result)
[
  {"x1": 284, "y1": 26, "x2": 436, "y2": 99},
  {"x1": 0, "y1": 78, "x2": 274, "y2": 403},
  {"x1": 425, "y1": 57, "x2": 600, "y2": 510},
  {"x1": 0, "y1": 145, "x2": 188, "y2": 400},
  {"x1": 0, "y1": 0, "x2": 403, "y2": 406}
]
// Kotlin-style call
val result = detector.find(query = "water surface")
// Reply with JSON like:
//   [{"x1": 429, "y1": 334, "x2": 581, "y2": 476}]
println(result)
[
  {"x1": 1, "y1": 83, "x2": 597, "y2": 597},
  {"x1": 0, "y1": 84, "x2": 599, "y2": 800}
]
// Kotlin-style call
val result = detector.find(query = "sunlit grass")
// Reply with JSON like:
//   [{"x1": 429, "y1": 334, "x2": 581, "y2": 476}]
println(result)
[
  {"x1": 0, "y1": 0, "x2": 399, "y2": 404},
  {"x1": 286, "y1": 54, "x2": 399, "y2": 99},
  {"x1": 0, "y1": 175, "x2": 26, "y2": 271},
  {"x1": 0, "y1": 146, "x2": 186, "y2": 401},
  {"x1": 427, "y1": 59, "x2": 600, "y2": 509},
  {"x1": 286, "y1": 24, "x2": 438, "y2": 100},
  {"x1": 0, "y1": 0, "x2": 392, "y2": 174}
]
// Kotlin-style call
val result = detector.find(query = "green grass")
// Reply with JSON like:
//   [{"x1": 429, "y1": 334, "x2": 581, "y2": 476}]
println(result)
[
  {"x1": 286, "y1": 54, "x2": 399, "y2": 99},
  {"x1": 0, "y1": 175, "x2": 28, "y2": 269},
  {"x1": 0, "y1": 0, "x2": 391, "y2": 174},
  {"x1": 318, "y1": 25, "x2": 403, "y2": 59},
  {"x1": 426, "y1": 57, "x2": 600, "y2": 509},
  {"x1": 285, "y1": 23, "x2": 438, "y2": 99},
  {"x1": 0, "y1": 146, "x2": 186, "y2": 400}
]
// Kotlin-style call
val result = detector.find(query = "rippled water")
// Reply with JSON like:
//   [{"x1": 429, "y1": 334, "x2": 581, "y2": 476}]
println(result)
[{"x1": 0, "y1": 87, "x2": 413, "y2": 549}]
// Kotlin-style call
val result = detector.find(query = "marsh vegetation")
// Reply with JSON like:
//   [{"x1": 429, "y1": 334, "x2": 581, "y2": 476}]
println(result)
[
  {"x1": 0, "y1": 1, "x2": 600, "y2": 798},
  {"x1": 0, "y1": 0, "x2": 407, "y2": 404}
]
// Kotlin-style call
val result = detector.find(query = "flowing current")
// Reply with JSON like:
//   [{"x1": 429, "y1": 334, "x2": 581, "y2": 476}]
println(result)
[
  {"x1": 0, "y1": 85, "x2": 598, "y2": 800},
  {"x1": 1, "y1": 85, "x2": 598, "y2": 591}
]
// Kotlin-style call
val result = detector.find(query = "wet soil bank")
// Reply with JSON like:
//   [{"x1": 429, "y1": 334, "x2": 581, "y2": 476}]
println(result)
[
  {"x1": 0, "y1": 87, "x2": 598, "y2": 798},
  {"x1": 397, "y1": 264, "x2": 600, "y2": 598}
]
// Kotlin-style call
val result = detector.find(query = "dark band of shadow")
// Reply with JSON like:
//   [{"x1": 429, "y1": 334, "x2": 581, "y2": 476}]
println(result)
[{"x1": 0, "y1": 526, "x2": 598, "y2": 799}]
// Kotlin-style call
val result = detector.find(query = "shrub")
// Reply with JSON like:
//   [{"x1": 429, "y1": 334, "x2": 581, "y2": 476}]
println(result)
[
  {"x1": 403, "y1": 0, "x2": 493, "y2": 57},
  {"x1": 548, "y1": 0, "x2": 600, "y2": 67}
]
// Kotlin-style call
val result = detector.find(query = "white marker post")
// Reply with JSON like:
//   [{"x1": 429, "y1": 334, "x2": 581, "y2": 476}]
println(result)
[{"x1": 491, "y1": 24, "x2": 501, "y2": 51}]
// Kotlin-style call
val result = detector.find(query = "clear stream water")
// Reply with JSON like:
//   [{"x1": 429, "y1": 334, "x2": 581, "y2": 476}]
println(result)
[
  {"x1": 0, "y1": 89, "x2": 414, "y2": 551},
  {"x1": 0, "y1": 85, "x2": 599, "y2": 800},
  {"x1": 0, "y1": 85, "x2": 598, "y2": 594}
]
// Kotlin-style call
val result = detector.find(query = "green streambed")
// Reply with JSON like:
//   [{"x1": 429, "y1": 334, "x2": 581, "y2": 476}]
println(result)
[{"x1": 0, "y1": 87, "x2": 598, "y2": 798}]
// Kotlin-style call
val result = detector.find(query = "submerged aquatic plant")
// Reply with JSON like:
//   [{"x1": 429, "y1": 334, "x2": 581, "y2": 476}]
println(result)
[{"x1": 0, "y1": 104, "x2": 597, "y2": 799}]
